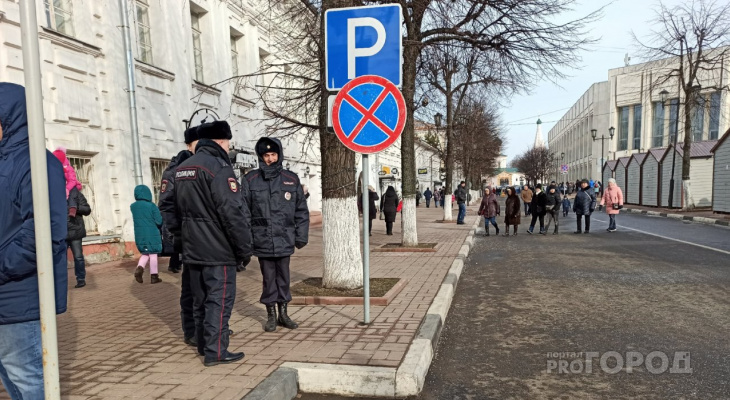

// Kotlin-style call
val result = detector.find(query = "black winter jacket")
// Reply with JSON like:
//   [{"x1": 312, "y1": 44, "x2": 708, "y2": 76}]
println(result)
[
  {"x1": 573, "y1": 187, "x2": 596, "y2": 216},
  {"x1": 545, "y1": 189, "x2": 562, "y2": 212},
  {"x1": 454, "y1": 186, "x2": 467, "y2": 204},
  {"x1": 158, "y1": 150, "x2": 193, "y2": 254},
  {"x1": 172, "y1": 140, "x2": 252, "y2": 265},
  {"x1": 67, "y1": 187, "x2": 91, "y2": 242},
  {"x1": 531, "y1": 190, "x2": 548, "y2": 216},
  {"x1": 380, "y1": 188, "x2": 399, "y2": 223},
  {"x1": 245, "y1": 137, "x2": 309, "y2": 258}
]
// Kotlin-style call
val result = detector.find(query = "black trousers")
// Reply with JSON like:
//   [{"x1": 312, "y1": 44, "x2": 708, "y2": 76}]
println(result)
[
  {"x1": 529, "y1": 213, "x2": 545, "y2": 231},
  {"x1": 259, "y1": 256, "x2": 292, "y2": 306},
  {"x1": 425, "y1": 199, "x2": 431, "y2": 207},
  {"x1": 386, "y1": 221, "x2": 394, "y2": 234},
  {"x1": 169, "y1": 252, "x2": 182, "y2": 271},
  {"x1": 189, "y1": 265, "x2": 236, "y2": 361},
  {"x1": 180, "y1": 264, "x2": 195, "y2": 339},
  {"x1": 576, "y1": 214, "x2": 591, "y2": 232}
]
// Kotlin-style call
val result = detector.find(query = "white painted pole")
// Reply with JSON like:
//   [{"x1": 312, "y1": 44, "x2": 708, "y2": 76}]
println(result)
[
  {"x1": 119, "y1": 0, "x2": 144, "y2": 185},
  {"x1": 362, "y1": 154, "x2": 370, "y2": 324},
  {"x1": 18, "y1": 1, "x2": 62, "y2": 399}
]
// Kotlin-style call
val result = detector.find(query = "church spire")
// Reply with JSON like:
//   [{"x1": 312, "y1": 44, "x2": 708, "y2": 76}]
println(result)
[{"x1": 534, "y1": 118, "x2": 546, "y2": 148}]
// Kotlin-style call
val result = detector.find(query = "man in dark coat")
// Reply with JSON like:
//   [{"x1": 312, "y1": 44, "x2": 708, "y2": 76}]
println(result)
[
  {"x1": 67, "y1": 187, "x2": 91, "y2": 288},
  {"x1": 424, "y1": 188, "x2": 433, "y2": 208},
  {"x1": 454, "y1": 181, "x2": 467, "y2": 224},
  {"x1": 544, "y1": 184, "x2": 562, "y2": 235},
  {"x1": 158, "y1": 126, "x2": 198, "y2": 346},
  {"x1": 527, "y1": 184, "x2": 547, "y2": 234},
  {"x1": 245, "y1": 137, "x2": 309, "y2": 332},
  {"x1": 573, "y1": 179, "x2": 596, "y2": 234},
  {"x1": 171, "y1": 120, "x2": 252, "y2": 366},
  {"x1": 0, "y1": 83, "x2": 68, "y2": 399}
]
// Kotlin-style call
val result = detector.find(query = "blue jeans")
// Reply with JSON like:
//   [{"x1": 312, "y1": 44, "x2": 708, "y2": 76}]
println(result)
[
  {"x1": 0, "y1": 320, "x2": 44, "y2": 400},
  {"x1": 609, "y1": 214, "x2": 616, "y2": 230},
  {"x1": 483, "y1": 216, "x2": 498, "y2": 232},
  {"x1": 457, "y1": 203, "x2": 466, "y2": 223},
  {"x1": 69, "y1": 239, "x2": 86, "y2": 282}
]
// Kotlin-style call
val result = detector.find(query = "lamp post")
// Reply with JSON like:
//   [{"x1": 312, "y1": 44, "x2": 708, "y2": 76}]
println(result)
[{"x1": 592, "y1": 127, "x2": 614, "y2": 179}]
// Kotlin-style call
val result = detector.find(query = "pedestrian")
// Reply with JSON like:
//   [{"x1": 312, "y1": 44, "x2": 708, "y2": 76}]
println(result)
[
  {"x1": 503, "y1": 186, "x2": 521, "y2": 236},
  {"x1": 573, "y1": 179, "x2": 596, "y2": 234},
  {"x1": 455, "y1": 181, "x2": 467, "y2": 224},
  {"x1": 415, "y1": 190, "x2": 422, "y2": 207},
  {"x1": 173, "y1": 120, "x2": 252, "y2": 366},
  {"x1": 441, "y1": 188, "x2": 446, "y2": 208},
  {"x1": 433, "y1": 188, "x2": 440, "y2": 208},
  {"x1": 131, "y1": 185, "x2": 164, "y2": 284},
  {"x1": 67, "y1": 186, "x2": 91, "y2": 288},
  {"x1": 594, "y1": 181, "x2": 601, "y2": 199},
  {"x1": 380, "y1": 185, "x2": 399, "y2": 235},
  {"x1": 544, "y1": 184, "x2": 562, "y2": 235},
  {"x1": 158, "y1": 125, "x2": 199, "y2": 346},
  {"x1": 562, "y1": 196, "x2": 571, "y2": 217},
  {"x1": 358, "y1": 185, "x2": 379, "y2": 235},
  {"x1": 246, "y1": 137, "x2": 309, "y2": 333},
  {"x1": 527, "y1": 184, "x2": 547, "y2": 234},
  {"x1": 424, "y1": 187, "x2": 433, "y2": 208},
  {"x1": 52, "y1": 146, "x2": 82, "y2": 198},
  {"x1": 478, "y1": 187, "x2": 500, "y2": 236},
  {"x1": 0, "y1": 83, "x2": 68, "y2": 400},
  {"x1": 521, "y1": 185, "x2": 533, "y2": 216},
  {"x1": 600, "y1": 178, "x2": 624, "y2": 232}
]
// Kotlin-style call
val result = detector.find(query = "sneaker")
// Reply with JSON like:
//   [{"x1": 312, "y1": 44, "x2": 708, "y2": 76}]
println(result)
[
  {"x1": 573, "y1": 231, "x2": 582, "y2": 234},
  {"x1": 583, "y1": 231, "x2": 590, "y2": 234},
  {"x1": 609, "y1": 228, "x2": 617, "y2": 232},
  {"x1": 606, "y1": 228, "x2": 611, "y2": 232},
  {"x1": 526, "y1": 229, "x2": 533, "y2": 234}
]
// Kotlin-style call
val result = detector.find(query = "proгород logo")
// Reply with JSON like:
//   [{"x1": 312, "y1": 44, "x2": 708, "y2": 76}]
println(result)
[{"x1": 546, "y1": 351, "x2": 692, "y2": 374}]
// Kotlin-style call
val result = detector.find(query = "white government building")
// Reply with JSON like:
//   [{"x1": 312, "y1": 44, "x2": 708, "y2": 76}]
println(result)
[
  {"x1": 548, "y1": 52, "x2": 729, "y2": 184},
  {"x1": 0, "y1": 0, "x2": 438, "y2": 261}
]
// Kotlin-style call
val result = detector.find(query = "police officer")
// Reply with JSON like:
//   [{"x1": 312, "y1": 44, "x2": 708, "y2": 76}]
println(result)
[
  {"x1": 158, "y1": 126, "x2": 198, "y2": 346},
  {"x1": 172, "y1": 120, "x2": 252, "y2": 366},
  {"x1": 245, "y1": 137, "x2": 309, "y2": 332}
]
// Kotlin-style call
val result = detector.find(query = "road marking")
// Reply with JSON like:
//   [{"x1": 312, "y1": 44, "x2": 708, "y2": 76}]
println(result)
[{"x1": 592, "y1": 218, "x2": 730, "y2": 256}]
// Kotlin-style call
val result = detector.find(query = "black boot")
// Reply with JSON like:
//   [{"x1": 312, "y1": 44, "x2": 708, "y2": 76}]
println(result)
[
  {"x1": 277, "y1": 302, "x2": 299, "y2": 329},
  {"x1": 264, "y1": 305, "x2": 277, "y2": 332}
]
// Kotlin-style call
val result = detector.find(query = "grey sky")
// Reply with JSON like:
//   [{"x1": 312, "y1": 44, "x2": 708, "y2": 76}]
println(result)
[{"x1": 501, "y1": 0, "x2": 685, "y2": 162}]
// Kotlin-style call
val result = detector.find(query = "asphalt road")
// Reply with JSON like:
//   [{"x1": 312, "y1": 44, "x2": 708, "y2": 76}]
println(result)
[{"x1": 299, "y1": 212, "x2": 730, "y2": 399}]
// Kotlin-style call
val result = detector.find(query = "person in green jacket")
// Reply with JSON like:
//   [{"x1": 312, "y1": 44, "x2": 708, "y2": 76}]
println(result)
[{"x1": 130, "y1": 185, "x2": 163, "y2": 284}]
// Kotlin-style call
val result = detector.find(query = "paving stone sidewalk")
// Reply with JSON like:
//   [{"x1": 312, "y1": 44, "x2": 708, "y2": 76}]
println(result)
[{"x1": 0, "y1": 206, "x2": 477, "y2": 400}]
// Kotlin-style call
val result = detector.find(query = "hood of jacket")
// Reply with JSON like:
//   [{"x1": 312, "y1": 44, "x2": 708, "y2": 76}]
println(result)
[
  {"x1": 0, "y1": 83, "x2": 28, "y2": 160},
  {"x1": 134, "y1": 185, "x2": 153, "y2": 202},
  {"x1": 255, "y1": 137, "x2": 284, "y2": 180},
  {"x1": 172, "y1": 149, "x2": 194, "y2": 166}
]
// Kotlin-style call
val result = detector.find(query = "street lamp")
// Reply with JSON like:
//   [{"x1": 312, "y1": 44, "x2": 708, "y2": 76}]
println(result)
[
  {"x1": 305, "y1": 166, "x2": 311, "y2": 175},
  {"x1": 592, "y1": 127, "x2": 614, "y2": 179}
]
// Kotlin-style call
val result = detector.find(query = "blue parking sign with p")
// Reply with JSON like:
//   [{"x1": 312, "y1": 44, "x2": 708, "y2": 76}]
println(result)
[{"x1": 325, "y1": 4, "x2": 403, "y2": 91}]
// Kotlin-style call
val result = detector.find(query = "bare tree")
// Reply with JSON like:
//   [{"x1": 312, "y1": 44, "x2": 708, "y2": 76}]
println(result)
[
  {"x1": 635, "y1": 0, "x2": 730, "y2": 210},
  {"x1": 513, "y1": 147, "x2": 553, "y2": 187}
]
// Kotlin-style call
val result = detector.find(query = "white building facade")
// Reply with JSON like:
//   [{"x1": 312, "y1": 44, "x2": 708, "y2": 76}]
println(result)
[{"x1": 0, "y1": 0, "x2": 321, "y2": 246}]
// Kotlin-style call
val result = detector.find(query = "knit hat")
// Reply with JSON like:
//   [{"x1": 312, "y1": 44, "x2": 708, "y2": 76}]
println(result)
[
  {"x1": 196, "y1": 120, "x2": 232, "y2": 140},
  {"x1": 184, "y1": 125, "x2": 200, "y2": 144}
]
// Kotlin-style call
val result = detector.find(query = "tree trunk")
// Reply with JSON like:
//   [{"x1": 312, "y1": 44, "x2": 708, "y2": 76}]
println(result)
[
  {"x1": 400, "y1": 28, "x2": 419, "y2": 246},
  {"x1": 320, "y1": 0, "x2": 362, "y2": 289},
  {"x1": 681, "y1": 89, "x2": 694, "y2": 210}
]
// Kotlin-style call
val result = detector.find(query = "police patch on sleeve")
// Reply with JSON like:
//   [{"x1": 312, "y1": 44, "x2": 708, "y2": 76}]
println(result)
[
  {"x1": 228, "y1": 178, "x2": 238, "y2": 193},
  {"x1": 284, "y1": 192, "x2": 292, "y2": 201},
  {"x1": 160, "y1": 180, "x2": 168, "y2": 193}
]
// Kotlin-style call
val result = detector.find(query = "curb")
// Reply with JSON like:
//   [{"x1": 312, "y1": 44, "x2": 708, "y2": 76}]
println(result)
[
  {"x1": 242, "y1": 217, "x2": 480, "y2": 400},
  {"x1": 624, "y1": 207, "x2": 730, "y2": 228}
]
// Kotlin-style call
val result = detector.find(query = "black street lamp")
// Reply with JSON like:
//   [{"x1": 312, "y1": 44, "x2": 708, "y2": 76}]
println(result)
[{"x1": 592, "y1": 127, "x2": 614, "y2": 177}]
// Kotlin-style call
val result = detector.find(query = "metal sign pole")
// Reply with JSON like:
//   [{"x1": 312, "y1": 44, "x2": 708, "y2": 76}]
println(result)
[
  {"x1": 362, "y1": 154, "x2": 371, "y2": 324},
  {"x1": 18, "y1": 1, "x2": 61, "y2": 399}
]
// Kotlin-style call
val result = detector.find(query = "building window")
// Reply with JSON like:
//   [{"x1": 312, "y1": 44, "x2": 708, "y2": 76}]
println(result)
[
  {"x1": 652, "y1": 101, "x2": 664, "y2": 148},
  {"x1": 709, "y1": 91, "x2": 721, "y2": 140},
  {"x1": 618, "y1": 106, "x2": 629, "y2": 151},
  {"x1": 67, "y1": 156, "x2": 98, "y2": 235},
  {"x1": 191, "y1": 12, "x2": 204, "y2": 82},
  {"x1": 669, "y1": 98, "x2": 679, "y2": 143},
  {"x1": 231, "y1": 36, "x2": 240, "y2": 77},
  {"x1": 135, "y1": 0, "x2": 153, "y2": 64},
  {"x1": 150, "y1": 159, "x2": 169, "y2": 204},
  {"x1": 692, "y1": 96, "x2": 705, "y2": 142},
  {"x1": 44, "y1": 0, "x2": 75, "y2": 37},
  {"x1": 633, "y1": 104, "x2": 642, "y2": 150}
]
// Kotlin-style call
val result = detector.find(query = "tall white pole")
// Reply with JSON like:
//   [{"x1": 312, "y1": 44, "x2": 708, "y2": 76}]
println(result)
[
  {"x1": 119, "y1": 0, "x2": 144, "y2": 185},
  {"x1": 18, "y1": 1, "x2": 61, "y2": 399},
  {"x1": 362, "y1": 154, "x2": 370, "y2": 324}
]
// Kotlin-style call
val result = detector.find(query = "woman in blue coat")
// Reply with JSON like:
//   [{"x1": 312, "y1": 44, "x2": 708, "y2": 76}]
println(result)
[{"x1": 130, "y1": 185, "x2": 163, "y2": 283}]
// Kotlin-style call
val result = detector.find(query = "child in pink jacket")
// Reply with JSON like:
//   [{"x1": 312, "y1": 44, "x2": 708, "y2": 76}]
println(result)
[{"x1": 52, "y1": 147, "x2": 82, "y2": 198}]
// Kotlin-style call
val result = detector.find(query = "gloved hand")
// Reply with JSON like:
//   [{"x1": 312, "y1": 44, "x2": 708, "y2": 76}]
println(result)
[
  {"x1": 598, "y1": 205, "x2": 604, "y2": 212},
  {"x1": 295, "y1": 242, "x2": 307, "y2": 249},
  {"x1": 236, "y1": 255, "x2": 251, "y2": 272}
]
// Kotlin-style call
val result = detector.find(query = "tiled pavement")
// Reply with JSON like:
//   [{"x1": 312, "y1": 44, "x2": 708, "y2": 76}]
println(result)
[{"x1": 0, "y1": 205, "x2": 477, "y2": 400}]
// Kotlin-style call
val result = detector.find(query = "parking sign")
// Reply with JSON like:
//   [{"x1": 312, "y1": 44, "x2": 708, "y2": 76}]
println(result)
[{"x1": 325, "y1": 4, "x2": 403, "y2": 91}]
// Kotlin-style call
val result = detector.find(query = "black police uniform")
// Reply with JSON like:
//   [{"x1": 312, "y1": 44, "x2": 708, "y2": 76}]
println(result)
[
  {"x1": 158, "y1": 148, "x2": 194, "y2": 343},
  {"x1": 245, "y1": 137, "x2": 309, "y2": 331},
  {"x1": 171, "y1": 121, "x2": 252, "y2": 365}
]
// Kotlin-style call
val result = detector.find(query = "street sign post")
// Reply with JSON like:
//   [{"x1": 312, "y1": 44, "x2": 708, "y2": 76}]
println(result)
[{"x1": 325, "y1": 4, "x2": 403, "y2": 90}]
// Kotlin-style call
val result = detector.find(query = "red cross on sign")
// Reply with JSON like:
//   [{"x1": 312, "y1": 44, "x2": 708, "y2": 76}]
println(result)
[{"x1": 331, "y1": 75, "x2": 406, "y2": 154}]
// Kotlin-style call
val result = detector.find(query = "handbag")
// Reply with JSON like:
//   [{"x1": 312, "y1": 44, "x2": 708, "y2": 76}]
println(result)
[{"x1": 379, "y1": 211, "x2": 385, "y2": 220}]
